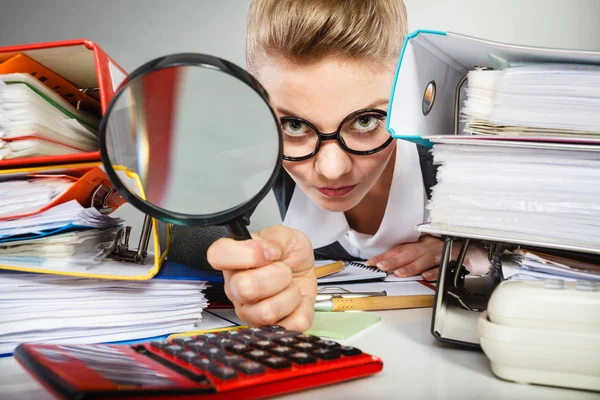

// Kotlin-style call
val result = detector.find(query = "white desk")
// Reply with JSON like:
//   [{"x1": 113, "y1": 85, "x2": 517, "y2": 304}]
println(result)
[{"x1": 1, "y1": 308, "x2": 597, "y2": 400}]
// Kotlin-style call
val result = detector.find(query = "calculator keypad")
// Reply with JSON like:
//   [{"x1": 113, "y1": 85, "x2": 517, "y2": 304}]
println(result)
[{"x1": 147, "y1": 327, "x2": 368, "y2": 385}]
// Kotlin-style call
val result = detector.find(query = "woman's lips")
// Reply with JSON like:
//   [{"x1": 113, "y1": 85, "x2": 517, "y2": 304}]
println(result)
[{"x1": 316, "y1": 185, "x2": 357, "y2": 198}]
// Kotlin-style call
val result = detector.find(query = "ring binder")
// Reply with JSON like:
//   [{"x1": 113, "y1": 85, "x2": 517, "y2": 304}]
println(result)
[{"x1": 390, "y1": 30, "x2": 600, "y2": 349}]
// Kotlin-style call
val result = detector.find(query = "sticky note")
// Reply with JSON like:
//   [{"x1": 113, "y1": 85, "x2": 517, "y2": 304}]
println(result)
[{"x1": 305, "y1": 312, "x2": 381, "y2": 339}]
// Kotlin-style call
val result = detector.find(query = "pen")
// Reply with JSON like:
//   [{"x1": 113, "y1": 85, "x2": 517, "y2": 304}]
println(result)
[
  {"x1": 316, "y1": 291, "x2": 387, "y2": 301},
  {"x1": 315, "y1": 260, "x2": 345, "y2": 278},
  {"x1": 314, "y1": 295, "x2": 434, "y2": 312}
]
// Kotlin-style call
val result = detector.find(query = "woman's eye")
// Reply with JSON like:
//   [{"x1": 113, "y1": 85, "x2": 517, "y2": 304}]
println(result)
[
  {"x1": 282, "y1": 120, "x2": 310, "y2": 136},
  {"x1": 352, "y1": 115, "x2": 378, "y2": 131}
]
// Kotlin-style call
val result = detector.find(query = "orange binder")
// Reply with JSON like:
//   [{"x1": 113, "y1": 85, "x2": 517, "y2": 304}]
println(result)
[
  {"x1": 0, "y1": 39, "x2": 128, "y2": 170},
  {"x1": 0, "y1": 166, "x2": 127, "y2": 221},
  {"x1": 0, "y1": 53, "x2": 101, "y2": 115}
]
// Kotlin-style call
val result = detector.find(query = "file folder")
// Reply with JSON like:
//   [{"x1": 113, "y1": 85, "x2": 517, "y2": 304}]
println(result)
[
  {"x1": 386, "y1": 30, "x2": 600, "y2": 348},
  {"x1": 0, "y1": 38, "x2": 127, "y2": 169},
  {"x1": 387, "y1": 30, "x2": 600, "y2": 147},
  {"x1": 0, "y1": 163, "x2": 168, "y2": 280}
]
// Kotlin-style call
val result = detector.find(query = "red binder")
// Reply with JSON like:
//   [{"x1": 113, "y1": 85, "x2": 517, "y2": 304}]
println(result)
[{"x1": 0, "y1": 39, "x2": 127, "y2": 169}]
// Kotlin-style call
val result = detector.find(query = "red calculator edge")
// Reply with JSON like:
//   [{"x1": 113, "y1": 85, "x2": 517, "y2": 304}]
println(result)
[{"x1": 14, "y1": 331, "x2": 384, "y2": 400}]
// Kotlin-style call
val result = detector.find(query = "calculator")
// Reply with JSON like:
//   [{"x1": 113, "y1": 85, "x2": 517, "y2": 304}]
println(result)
[{"x1": 14, "y1": 325, "x2": 383, "y2": 399}]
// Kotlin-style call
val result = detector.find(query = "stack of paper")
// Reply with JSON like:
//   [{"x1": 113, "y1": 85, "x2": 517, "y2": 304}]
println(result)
[
  {"x1": 0, "y1": 73, "x2": 100, "y2": 159},
  {"x1": 502, "y1": 250, "x2": 600, "y2": 282},
  {"x1": 0, "y1": 176, "x2": 74, "y2": 219},
  {"x1": 461, "y1": 64, "x2": 600, "y2": 141},
  {"x1": 426, "y1": 143, "x2": 600, "y2": 249},
  {"x1": 0, "y1": 271, "x2": 208, "y2": 354},
  {"x1": 0, "y1": 200, "x2": 122, "y2": 240}
]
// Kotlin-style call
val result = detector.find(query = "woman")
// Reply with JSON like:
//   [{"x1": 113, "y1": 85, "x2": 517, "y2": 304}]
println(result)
[{"x1": 205, "y1": 0, "x2": 487, "y2": 331}]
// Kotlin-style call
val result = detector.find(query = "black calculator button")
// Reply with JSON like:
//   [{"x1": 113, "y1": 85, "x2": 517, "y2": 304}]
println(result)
[
  {"x1": 240, "y1": 327, "x2": 262, "y2": 335},
  {"x1": 269, "y1": 346, "x2": 293, "y2": 357},
  {"x1": 312, "y1": 348, "x2": 341, "y2": 360},
  {"x1": 216, "y1": 354, "x2": 246, "y2": 366},
  {"x1": 261, "y1": 356, "x2": 292, "y2": 370},
  {"x1": 209, "y1": 366, "x2": 238, "y2": 380},
  {"x1": 199, "y1": 347, "x2": 224, "y2": 359},
  {"x1": 315, "y1": 339, "x2": 340, "y2": 349},
  {"x1": 195, "y1": 333, "x2": 219, "y2": 341},
  {"x1": 219, "y1": 330, "x2": 241, "y2": 339},
  {"x1": 339, "y1": 346, "x2": 363, "y2": 356},
  {"x1": 226, "y1": 343, "x2": 251, "y2": 354},
  {"x1": 289, "y1": 352, "x2": 317, "y2": 365},
  {"x1": 274, "y1": 336, "x2": 299, "y2": 346},
  {"x1": 234, "y1": 360, "x2": 266, "y2": 375},
  {"x1": 261, "y1": 325, "x2": 286, "y2": 332},
  {"x1": 171, "y1": 336, "x2": 194, "y2": 346},
  {"x1": 209, "y1": 338, "x2": 236, "y2": 349},
  {"x1": 293, "y1": 342, "x2": 315, "y2": 352},
  {"x1": 280, "y1": 330, "x2": 303, "y2": 337},
  {"x1": 295, "y1": 334, "x2": 320, "y2": 342},
  {"x1": 187, "y1": 341, "x2": 209, "y2": 353},
  {"x1": 233, "y1": 334, "x2": 255, "y2": 344},
  {"x1": 164, "y1": 345, "x2": 183, "y2": 355},
  {"x1": 255, "y1": 331, "x2": 279, "y2": 340},
  {"x1": 177, "y1": 350, "x2": 198, "y2": 363},
  {"x1": 192, "y1": 357, "x2": 219, "y2": 371},
  {"x1": 246, "y1": 349, "x2": 270, "y2": 361},
  {"x1": 150, "y1": 340, "x2": 168, "y2": 350},
  {"x1": 250, "y1": 340, "x2": 276, "y2": 350}
]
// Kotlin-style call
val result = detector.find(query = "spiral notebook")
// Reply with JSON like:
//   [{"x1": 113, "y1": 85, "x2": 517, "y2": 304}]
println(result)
[{"x1": 316, "y1": 260, "x2": 386, "y2": 283}]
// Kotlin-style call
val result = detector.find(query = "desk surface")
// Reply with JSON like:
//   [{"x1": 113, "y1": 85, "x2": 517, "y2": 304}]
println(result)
[{"x1": 1, "y1": 308, "x2": 597, "y2": 400}]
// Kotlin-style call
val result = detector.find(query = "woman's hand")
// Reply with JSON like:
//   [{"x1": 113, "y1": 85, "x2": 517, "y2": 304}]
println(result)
[
  {"x1": 366, "y1": 235, "x2": 444, "y2": 281},
  {"x1": 366, "y1": 235, "x2": 492, "y2": 281},
  {"x1": 207, "y1": 225, "x2": 317, "y2": 331}
]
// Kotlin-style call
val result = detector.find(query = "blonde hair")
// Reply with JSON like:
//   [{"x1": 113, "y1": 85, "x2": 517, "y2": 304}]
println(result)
[{"x1": 246, "y1": 0, "x2": 408, "y2": 73}]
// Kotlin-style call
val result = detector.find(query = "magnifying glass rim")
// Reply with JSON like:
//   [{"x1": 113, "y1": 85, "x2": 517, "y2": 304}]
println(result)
[{"x1": 98, "y1": 53, "x2": 283, "y2": 226}]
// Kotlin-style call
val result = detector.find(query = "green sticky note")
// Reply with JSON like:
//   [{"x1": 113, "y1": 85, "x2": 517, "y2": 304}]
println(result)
[{"x1": 305, "y1": 312, "x2": 381, "y2": 339}]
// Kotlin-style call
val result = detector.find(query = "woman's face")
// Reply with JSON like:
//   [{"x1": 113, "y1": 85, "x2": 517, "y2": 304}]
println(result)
[{"x1": 255, "y1": 56, "x2": 397, "y2": 212}]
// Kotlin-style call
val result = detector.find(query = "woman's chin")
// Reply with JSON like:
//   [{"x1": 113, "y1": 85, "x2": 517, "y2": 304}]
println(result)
[{"x1": 309, "y1": 194, "x2": 360, "y2": 213}]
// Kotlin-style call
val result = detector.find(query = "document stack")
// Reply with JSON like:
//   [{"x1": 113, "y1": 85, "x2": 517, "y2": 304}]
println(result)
[
  {"x1": 0, "y1": 42, "x2": 210, "y2": 356},
  {"x1": 425, "y1": 63, "x2": 600, "y2": 260},
  {"x1": 387, "y1": 31, "x2": 600, "y2": 352},
  {"x1": 0, "y1": 55, "x2": 102, "y2": 161}
]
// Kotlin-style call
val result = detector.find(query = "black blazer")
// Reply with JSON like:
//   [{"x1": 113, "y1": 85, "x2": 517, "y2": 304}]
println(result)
[{"x1": 164, "y1": 144, "x2": 437, "y2": 267}]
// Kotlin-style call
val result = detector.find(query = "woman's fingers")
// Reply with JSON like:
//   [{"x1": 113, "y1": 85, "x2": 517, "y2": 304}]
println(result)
[
  {"x1": 391, "y1": 255, "x2": 435, "y2": 277},
  {"x1": 374, "y1": 246, "x2": 424, "y2": 272},
  {"x1": 207, "y1": 237, "x2": 281, "y2": 271},
  {"x1": 275, "y1": 295, "x2": 315, "y2": 332},
  {"x1": 224, "y1": 262, "x2": 293, "y2": 304},
  {"x1": 235, "y1": 284, "x2": 303, "y2": 327},
  {"x1": 422, "y1": 268, "x2": 439, "y2": 281}
]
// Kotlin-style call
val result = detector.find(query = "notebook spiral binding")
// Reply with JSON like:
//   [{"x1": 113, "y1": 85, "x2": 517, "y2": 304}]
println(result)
[{"x1": 347, "y1": 261, "x2": 380, "y2": 272}]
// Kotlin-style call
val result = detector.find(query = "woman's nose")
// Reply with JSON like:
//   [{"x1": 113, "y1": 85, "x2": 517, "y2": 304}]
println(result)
[{"x1": 314, "y1": 140, "x2": 352, "y2": 181}]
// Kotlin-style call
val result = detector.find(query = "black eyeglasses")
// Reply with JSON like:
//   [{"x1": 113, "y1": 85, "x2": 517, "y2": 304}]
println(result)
[{"x1": 280, "y1": 108, "x2": 393, "y2": 161}]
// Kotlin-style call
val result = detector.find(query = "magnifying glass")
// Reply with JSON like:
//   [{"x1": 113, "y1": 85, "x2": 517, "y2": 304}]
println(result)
[{"x1": 98, "y1": 54, "x2": 282, "y2": 243}]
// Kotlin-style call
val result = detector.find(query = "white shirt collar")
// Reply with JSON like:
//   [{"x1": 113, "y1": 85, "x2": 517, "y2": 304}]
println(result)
[{"x1": 283, "y1": 140, "x2": 426, "y2": 260}]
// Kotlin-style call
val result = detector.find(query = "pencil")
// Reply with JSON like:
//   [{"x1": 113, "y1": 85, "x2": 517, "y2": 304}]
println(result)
[
  {"x1": 315, "y1": 295, "x2": 434, "y2": 312},
  {"x1": 315, "y1": 260, "x2": 345, "y2": 278}
]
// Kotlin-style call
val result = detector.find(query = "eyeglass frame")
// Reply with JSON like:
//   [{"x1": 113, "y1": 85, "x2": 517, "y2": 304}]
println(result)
[{"x1": 280, "y1": 108, "x2": 394, "y2": 162}]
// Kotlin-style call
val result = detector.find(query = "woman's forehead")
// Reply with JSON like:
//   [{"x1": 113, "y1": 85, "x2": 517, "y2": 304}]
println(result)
[{"x1": 255, "y1": 56, "x2": 393, "y2": 127}]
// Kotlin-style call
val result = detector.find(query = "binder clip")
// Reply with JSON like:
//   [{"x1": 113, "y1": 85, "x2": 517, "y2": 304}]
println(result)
[
  {"x1": 432, "y1": 236, "x2": 504, "y2": 348},
  {"x1": 91, "y1": 183, "x2": 151, "y2": 264}
]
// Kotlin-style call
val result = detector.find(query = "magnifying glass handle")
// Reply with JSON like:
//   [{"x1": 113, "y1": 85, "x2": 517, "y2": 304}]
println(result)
[{"x1": 227, "y1": 218, "x2": 252, "y2": 240}]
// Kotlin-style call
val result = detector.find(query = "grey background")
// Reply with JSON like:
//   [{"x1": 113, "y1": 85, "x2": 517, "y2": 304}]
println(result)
[{"x1": 1, "y1": 0, "x2": 599, "y2": 248}]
